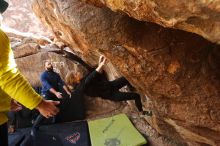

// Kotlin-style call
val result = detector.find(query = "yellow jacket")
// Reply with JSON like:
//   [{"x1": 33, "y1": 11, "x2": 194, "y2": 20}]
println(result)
[{"x1": 0, "y1": 28, "x2": 42, "y2": 125}]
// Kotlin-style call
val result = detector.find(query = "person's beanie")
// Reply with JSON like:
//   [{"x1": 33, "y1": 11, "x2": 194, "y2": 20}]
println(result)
[{"x1": 0, "y1": 0, "x2": 9, "y2": 13}]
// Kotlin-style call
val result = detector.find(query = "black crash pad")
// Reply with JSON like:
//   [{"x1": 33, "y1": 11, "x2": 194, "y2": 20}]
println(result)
[{"x1": 9, "y1": 121, "x2": 90, "y2": 146}]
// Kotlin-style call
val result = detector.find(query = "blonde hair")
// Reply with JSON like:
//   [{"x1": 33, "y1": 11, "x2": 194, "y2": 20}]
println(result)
[{"x1": 65, "y1": 71, "x2": 81, "y2": 86}]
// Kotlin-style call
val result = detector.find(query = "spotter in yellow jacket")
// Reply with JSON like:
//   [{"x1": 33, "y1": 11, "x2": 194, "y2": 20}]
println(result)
[{"x1": 0, "y1": 28, "x2": 42, "y2": 125}]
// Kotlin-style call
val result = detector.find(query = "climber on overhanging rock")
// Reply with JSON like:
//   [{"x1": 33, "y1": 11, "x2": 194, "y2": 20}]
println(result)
[
  {"x1": 0, "y1": 1, "x2": 60, "y2": 146},
  {"x1": 31, "y1": 61, "x2": 72, "y2": 137},
  {"x1": 65, "y1": 55, "x2": 152, "y2": 116}
]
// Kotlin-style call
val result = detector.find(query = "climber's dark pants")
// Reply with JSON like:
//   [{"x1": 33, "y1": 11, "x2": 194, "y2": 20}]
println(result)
[
  {"x1": 105, "y1": 77, "x2": 143, "y2": 112},
  {"x1": 0, "y1": 123, "x2": 8, "y2": 146},
  {"x1": 32, "y1": 114, "x2": 45, "y2": 129},
  {"x1": 8, "y1": 111, "x2": 16, "y2": 126},
  {"x1": 32, "y1": 94, "x2": 58, "y2": 130}
]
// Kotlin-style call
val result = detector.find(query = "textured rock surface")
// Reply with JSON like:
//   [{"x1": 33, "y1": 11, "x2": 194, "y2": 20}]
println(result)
[
  {"x1": 32, "y1": 0, "x2": 220, "y2": 145},
  {"x1": 81, "y1": 0, "x2": 220, "y2": 45},
  {"x1": 2, "y1": 0, "x2": 51, "y2": 36},
  {"x1": 11, "y1": 37, "x2": 81, "y2": 87}
]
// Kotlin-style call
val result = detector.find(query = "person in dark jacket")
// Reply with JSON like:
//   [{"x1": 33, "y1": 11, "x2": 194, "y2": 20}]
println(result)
[
  {"x1": 40, "y1": 61, "x2": 71, "y2": 100},
  {"x1": 66, "y1": 56, "x2": 151, "y2": 116},
  {"x1": 31, "y1": 61, "x2": 71, "y2": 136}
]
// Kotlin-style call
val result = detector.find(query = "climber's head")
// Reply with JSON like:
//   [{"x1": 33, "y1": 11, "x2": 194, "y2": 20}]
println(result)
[
  {"x1": 65, "y1": 71, "x2": 82, "y2": 86},
  {"x1": 0, "y1": 0, "x2": 9, "y2": 14},
  {"x1": 45, "y1": 61, "x2": 54, "y2": 72}
]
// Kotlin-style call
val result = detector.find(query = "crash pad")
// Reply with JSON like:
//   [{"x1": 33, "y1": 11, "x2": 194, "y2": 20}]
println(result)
[
  {"x1": 9, "y1": 121, "x2": 90, "y2": 146},
  {"x1": 88, "y1": 114, "x2": 147, "y2": 146}
]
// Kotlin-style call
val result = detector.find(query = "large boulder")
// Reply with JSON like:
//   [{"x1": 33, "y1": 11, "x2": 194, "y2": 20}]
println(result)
[
  {"x1": 2, "y1": 0, "x2": 50, "y2": 36},
  {"x1": 13, "y1": 42, "x2": 79, "y2": 87},
  {"x1": 81, "y1": 0, "x2": 220, "y2": 45},
  {"x1": 32, "y1": 0, "x2": 220, "y2": 145}
]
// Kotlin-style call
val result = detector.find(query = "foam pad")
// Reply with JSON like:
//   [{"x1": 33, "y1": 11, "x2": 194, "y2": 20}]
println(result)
[
  {"x1": 9, "y1": 121, "x2": 90, "y2": 146},
  {"x1": 88, "y1": 114, "x2": 147, "y2": 146}
]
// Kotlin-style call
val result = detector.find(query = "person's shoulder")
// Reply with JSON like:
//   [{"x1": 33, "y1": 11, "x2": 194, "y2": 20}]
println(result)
[
  {"x1": 53, "y1": 71, "x2": 61, "y2": 76},
  {"x1": 51, "y1": 71, "x2": 62, "y2": 79},
  {"x1": 40, "y1": 71, "x2": 48, "y2": 76},
  {"x1": 41, "y1": 71, "x2": 47, "y2": 74}
]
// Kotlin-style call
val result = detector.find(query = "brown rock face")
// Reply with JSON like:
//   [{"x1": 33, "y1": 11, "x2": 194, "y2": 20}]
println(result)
[
  {"x1": 32, "y1": 0, "x2": 220, "y2": 145},
  {"x1": 81, "y1": 0, "x2": 220, "y2": 45},
  {"x1": 12, "y1": 38, "x2": 81, "y2": 87}
]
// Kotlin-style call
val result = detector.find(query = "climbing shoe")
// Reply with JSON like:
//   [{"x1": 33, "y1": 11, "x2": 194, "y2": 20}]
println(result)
[{"x1": 142, "y1": 110, "x2": 152, "y2": 117}]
